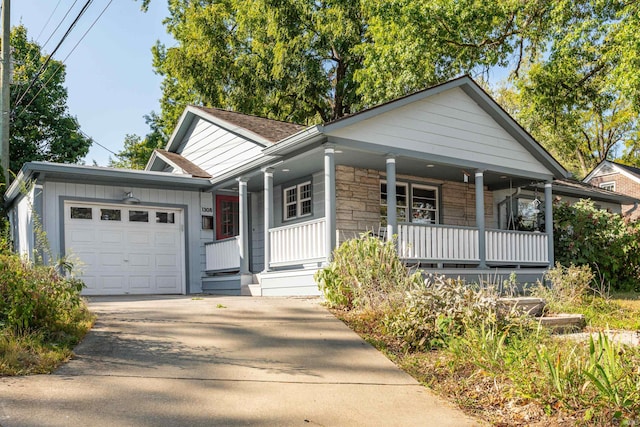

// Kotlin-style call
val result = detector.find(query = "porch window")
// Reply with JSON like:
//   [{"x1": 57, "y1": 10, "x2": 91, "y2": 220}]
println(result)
[
  {"x1": 380, "y1": 182, "x2": 408, "y2": 225},
  {"x1": 381, "y1": 182, "x2": 439, "y2": 225},
  {"x1": 283, "y1": 181, "x2": 312, "y2": 221}
]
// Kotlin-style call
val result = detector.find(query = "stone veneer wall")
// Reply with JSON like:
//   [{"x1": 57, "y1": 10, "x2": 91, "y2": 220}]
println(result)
[{"x1": 335, "y1": 165, "x2": 496, "y2": 240}]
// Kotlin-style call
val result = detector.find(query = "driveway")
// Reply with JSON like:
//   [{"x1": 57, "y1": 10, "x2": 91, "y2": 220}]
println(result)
[{"x1": 0, "y1": 296, "x2": 479, "y2": 426}]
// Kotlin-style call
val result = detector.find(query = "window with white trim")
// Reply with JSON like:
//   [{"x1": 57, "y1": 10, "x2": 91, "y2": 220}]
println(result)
[
  {"x1": 599, "y1": 181, "x2": 616, "y2": 192},
  {"x1": 381, "y1": 182, "x2": 439, "y2": 225},
  {"x1": 283, "y1": 181, "x2": 312, "y2": 220}
]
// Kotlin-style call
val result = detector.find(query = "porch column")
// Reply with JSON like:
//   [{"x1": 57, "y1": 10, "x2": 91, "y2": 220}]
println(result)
[
  {"x1": 545, "y1": 181, "x2": 554, "y2": 266},
  {"x1": 262, "y1": 168, "x2": 274, "y2": 272},
  {"x1": 238, "y1": 177, "x2": 250, "y2": 274},
  {"x1": 386, "y1": 155, "x2": 397, "y2": 240},
  {"x1": 324, "y1": 144, "x2": 336, "y2": 261},
  {"x1": 475, "y1": 170, "x2": 487, "y2": 268}
]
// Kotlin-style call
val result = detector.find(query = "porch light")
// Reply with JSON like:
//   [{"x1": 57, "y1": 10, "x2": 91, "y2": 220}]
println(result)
[
  {"x1": 282, "y1": 168, "x2": 290, "y2": 172},
  {"x1": 426, "y1": 164, "x2": 434, "y2": 168},
  {"x1": 122, "y1": 191, "x2": 140, "y2": 205}
]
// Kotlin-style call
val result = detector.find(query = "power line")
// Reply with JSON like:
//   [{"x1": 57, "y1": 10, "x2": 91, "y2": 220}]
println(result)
[
  {"x1": 16, "y1": 0, "x2": 114, "y2": 119},
  {"x1": 13, "y1": 0, "x2": 93, "y2": 113},
  {"x1": 40, "y1": 0, "x2": 79, "y2": 50},
  {"x1": 35, "y1": 0, "x2": 63, "y2": 43}
]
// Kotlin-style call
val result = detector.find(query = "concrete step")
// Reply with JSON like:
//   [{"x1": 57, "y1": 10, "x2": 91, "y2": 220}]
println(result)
[
  {"x1": 535, "y1": 313, "x2": 586, "y2": 333},
  {"x1": 240, "y1": 283, "x2": 262, "y2": 296},
  {"x1": 498, "y1": 297, "x2": 546, "y2": 317}
]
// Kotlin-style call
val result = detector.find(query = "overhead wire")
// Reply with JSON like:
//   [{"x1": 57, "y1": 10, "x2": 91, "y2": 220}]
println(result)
[
  {"x1": 16, "y1": 0, "x2": 115, "y2": 119},
  {"x1": 40, "y1": 0, "x2": 80, "y2": 50},
  {"x1": 13, "y1": 0, "x2": 93, "y2": 113},
  {"x1": 35, "y1": 0, "x2": 64, "y2": 43}
]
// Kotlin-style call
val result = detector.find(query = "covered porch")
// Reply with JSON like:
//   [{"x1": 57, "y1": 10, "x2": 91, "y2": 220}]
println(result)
[{"x1": 203, "y1": 142, "x2": 555, "y2": 295}]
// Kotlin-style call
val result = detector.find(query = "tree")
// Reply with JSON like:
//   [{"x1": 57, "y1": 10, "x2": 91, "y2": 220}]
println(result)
[
  {"x1": 110, "y1": 113, "x2": 165, "y2": 169},
  {"x1": 8, "y1": 26, "x2": 92, "y2": 177}
]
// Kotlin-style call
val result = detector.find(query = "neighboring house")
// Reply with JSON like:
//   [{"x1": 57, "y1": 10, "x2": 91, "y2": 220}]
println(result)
[
  {"x1": 583, "y1": 160, "x2": 640, "y2": 219},
  {"x1": 5, "y1": 76, "x2": 633, "y2": 297}
]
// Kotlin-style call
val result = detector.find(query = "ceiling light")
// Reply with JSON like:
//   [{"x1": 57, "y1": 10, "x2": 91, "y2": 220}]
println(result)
[
  {"x1": 426, "y1": 164, "x2": 435, "y2": 168},
  {"x1": 282, "y1": 168, "x2": 290, "y2": 172}
]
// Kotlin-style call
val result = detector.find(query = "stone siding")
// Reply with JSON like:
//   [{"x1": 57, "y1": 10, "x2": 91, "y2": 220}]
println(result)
[{"x1": 335, "y1": 166, "x2": 496, "y2": 238}]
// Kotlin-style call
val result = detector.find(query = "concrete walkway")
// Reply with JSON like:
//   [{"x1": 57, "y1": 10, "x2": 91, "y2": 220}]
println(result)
[{"x1": 0, "y1": 296, "x2": 479, "y2": 426}]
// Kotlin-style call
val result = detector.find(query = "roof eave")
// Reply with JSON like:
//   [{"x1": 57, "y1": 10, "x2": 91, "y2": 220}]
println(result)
[{"x1": 262, "y1": 125, "x2": 324, "y2": 156}]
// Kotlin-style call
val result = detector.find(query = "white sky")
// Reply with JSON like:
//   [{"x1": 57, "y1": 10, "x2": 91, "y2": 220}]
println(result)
[{"x1": 11, "y1": 0, "x2": 174, "y2": 166}]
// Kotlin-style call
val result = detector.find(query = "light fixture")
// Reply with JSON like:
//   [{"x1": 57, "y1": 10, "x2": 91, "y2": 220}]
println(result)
[
  {"x1": 122, "y1": 191, "x2": 140, "y2": 205},
  {"x1": 426, "y1": 164, "x2": 435, "y2": 168},
  {"x1": 282, "y1": 168, "x2": 290, "y2": 172}
]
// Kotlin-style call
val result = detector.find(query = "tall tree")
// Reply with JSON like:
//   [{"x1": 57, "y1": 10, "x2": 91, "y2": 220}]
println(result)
[
  {"x1": 110, "y1": 113, "x2": 166, "y2": 169},
  {"x1": 9, "y1": 25, "x2": 92, "y2": 176}
]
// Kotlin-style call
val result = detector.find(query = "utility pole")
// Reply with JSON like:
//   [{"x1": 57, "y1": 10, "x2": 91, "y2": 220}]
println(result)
[{"x1": 0, "y1": 0, "x2": 9, "y2": 187}]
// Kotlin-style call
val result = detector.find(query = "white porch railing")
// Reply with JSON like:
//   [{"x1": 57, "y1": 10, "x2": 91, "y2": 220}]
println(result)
[
  {"x1": 269, "y1": 218, "x2": 326, "y2": 267},
  {"x1": 398, "y1": 223, "x2": 480, "y2": 262},
  {"x1": 485, "y1": 229, "x2": 549, "y2": 264},
  {"x1": 205, "y1": 236, "x2": 240, "y2": 272},
  {"x1": 398, "y1": 224, "x2": 549, "y2": 265}
]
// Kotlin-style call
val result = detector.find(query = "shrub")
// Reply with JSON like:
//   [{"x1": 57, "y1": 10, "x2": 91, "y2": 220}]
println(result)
[
  {"x1": 530, "y1": 263, "x2": 594, "y2": 312},
  {"x1": 315, "y1": 233, "x2": 422, "y2": 311},
  {"x1": 553, "y1": 199, "x2": 640, "y2": 292},
  {"x1": 384, "y1": 275, "x2": 499, "y2": 350},
  {"x1": 0, "y1": 250, "x2": 86, "y2": 335}
]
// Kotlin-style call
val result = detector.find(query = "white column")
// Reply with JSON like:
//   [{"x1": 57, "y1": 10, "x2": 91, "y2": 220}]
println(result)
[
  {"x1": 545, "y1": 181, "x2": 554, "y2": 266},
  {"x1": 262, "y1": 168, "x2": 273, "y2": 272},
  {"x1": 238, "y1": 177, "x2": 250, "y2": 274},
  {"x1": 386, "y1": 155, "x2": 397, "y2": 240},
  {"x1": 324, "y1": 145, "x2": 336, "y2": 260},
  {"x1": 475, "y1": 170, "x2": 487, "y2": 268}
]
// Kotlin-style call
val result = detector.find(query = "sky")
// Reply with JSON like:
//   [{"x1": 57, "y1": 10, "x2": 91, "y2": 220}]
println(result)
[{"x1": 12, "y1": 0, "x2": 174, "y2": 166}]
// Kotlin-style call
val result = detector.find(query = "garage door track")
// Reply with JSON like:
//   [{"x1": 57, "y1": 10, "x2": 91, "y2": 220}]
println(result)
[{"x1": 0, "y1": 296, "x2": 479, "y2": 426}]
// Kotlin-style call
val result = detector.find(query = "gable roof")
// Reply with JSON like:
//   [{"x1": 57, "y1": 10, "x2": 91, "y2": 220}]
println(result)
[
  {"x1": 153, "y1": 149, "x2": 211, "y2": 178},
  {"x1": 192, "y1": 106, "x2": 305, "y2": 143},
  {"x1": 266, "y1": 75, "x2": 570, "y2": 180},
  {"x1": 584, "y1": 160, "x2": 640, "y2": 185}
]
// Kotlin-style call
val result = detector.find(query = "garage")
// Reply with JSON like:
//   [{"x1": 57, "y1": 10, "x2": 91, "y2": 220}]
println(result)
[{"x1": 64, "y1": 201, "x2": 185, "y2": 296}]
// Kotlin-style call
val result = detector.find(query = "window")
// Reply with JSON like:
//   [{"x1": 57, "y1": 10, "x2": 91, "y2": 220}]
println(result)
[
  {"x1": 411, "y1": 185, "x2": 438, "y2": 224},
  {"x1": 599, "y1": 181, "x2": 616, "y2": 192},
  {"x1": 100, "y1": 209, "x2": 121, "y2": 221},
  {"x1": 129, "y1": 210, "x2": 149, "y2": 222},
  {"x1": 202, "y1": 215, "x2": 214, "y2": 230},
  {"x1": 70, "y1": 207, "x2": 92, "y2": 220},
  {"x1": 380, "y1": 182, "x2": 408, "y2": 225},
  {"x1": 156, "y1": 212, "x2": 175, "y2": 224},
  {"x1": 283, "y1": 181, "x2": 312, "y2": 220}
]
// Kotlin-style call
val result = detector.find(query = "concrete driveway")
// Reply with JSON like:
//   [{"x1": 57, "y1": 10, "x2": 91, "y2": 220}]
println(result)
[{"x1": 0, "y1": 296, "x2": 479, "y2": 426}]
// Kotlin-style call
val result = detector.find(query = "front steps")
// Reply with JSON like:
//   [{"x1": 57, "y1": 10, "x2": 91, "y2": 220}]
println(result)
[{"x1": 498, "y1": 297, "x2": 586, "y2": 333}]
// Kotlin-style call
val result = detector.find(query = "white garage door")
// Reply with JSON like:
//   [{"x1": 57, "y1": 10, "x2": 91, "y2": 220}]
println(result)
[{"x1": 64, "y1": 202, "x2": 185, "y2": 296}]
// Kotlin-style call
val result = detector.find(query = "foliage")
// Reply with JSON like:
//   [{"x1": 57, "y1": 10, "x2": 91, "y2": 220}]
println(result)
[
  {"x1": 553, "y1": 199, "x2": 640, "y2": 292},
  {"x1": 315, "y1": 233, "x2": 422, "y2": 311},
  {"x1": 384, "y1": 275, "x2": 501, "y2": 351},
  {"x1": 8, "y1": 26, "x2": 92, "y2": 177},
  {"x1": 530, "y1": 263, "x2": 594, "y2": 312},
  {"x1": 0, "y1": 243, "x2": 86, "y2": 335}
]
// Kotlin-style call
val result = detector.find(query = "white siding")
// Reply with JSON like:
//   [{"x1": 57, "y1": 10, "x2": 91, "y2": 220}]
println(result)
[
  {"x1": 42, "y1": 181, "x2": 209, "y2": 293},
  {"x1": 176, "y1": 117, "x2": 265, "y2": 178},
  {"x1": 328, "y1": 87, "x2": 550, "y2": 175},
  {"x1": 12, "y1": 186, "x2": 36, "y2": 258}
]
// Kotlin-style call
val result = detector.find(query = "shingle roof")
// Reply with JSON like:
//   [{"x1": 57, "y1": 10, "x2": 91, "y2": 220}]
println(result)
[
  {"x1": 539, "y1": 178, "x2": 640, "y2": 204},
  {"x1": 155, "y1": 150, "x2": 211, "y2": 178},
  {"x1": 194, "y1": 106, "x2": 305, "y2": 143},
  {"x1": 612, "y1": 161, "x2": 640, "y2": 178}
]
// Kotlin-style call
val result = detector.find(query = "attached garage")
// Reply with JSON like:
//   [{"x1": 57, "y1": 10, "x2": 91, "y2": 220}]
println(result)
[{"x1": 64, "y1": 201, "x2": 185, "y2": 296}]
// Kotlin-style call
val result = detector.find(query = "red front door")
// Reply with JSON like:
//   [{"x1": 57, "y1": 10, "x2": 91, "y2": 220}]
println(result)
[{"x1": 216, "y1": 195, "x2": 239, "y2": 240}]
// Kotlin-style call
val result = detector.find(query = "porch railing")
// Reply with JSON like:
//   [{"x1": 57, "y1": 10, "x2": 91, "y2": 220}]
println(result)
[
  {"x1": 398, "y1": 223, "x2": 549, "y2": 265},
  {"x1": 269, "y1": 218, "x2": 326, "y2": 267},
  {"x1": 205, "y1": 236, "x2": 240, "y2": 272},
  {"x1": 485, "y1": 229, "x2": 549, "y2": 265},
  {"x1": 398, "y1": 223, "x2": 479, "y2": 262}
]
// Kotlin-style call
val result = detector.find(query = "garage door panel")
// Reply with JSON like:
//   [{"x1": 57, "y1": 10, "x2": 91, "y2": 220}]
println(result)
[
  {"x1": 157, "y1": 275, "x2": 179, "y2": 291},
  {"x1": 65, "y1": 202, "x2": 184, "y2": 296}
]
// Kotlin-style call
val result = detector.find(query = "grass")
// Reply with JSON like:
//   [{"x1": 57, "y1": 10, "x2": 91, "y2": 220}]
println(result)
[
  {"x1": 331, "y1": 293, "x2": 640, "y2": 426},
  {"x1": 0, "y1": 305, "x2": 94, "y2": 376}
]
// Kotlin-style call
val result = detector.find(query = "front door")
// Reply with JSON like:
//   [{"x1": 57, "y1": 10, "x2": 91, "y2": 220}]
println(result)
[{"x1": 216, "y1": 195, "x2": 239, "y2": 240}]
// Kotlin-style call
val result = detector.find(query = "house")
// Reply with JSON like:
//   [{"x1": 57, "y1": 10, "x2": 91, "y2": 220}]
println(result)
[
  {"x1": 583, "y1": 160, "x2": 640, "y2": 219},
  {"x1": 5, "y1": 76, "x2": 633, "y2": 297}
]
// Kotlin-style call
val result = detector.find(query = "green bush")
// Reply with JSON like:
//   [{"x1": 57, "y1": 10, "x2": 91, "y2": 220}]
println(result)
[
  {"x1": 554, "y1": 199, "x2": 640, "y2": 292},
  {"x1": 315, "y1": 233, "x2": 422, "y2": 311},
  {"x1": 384, "y1": 275, "x2": 499, "y2": 350},
  {"x1": 0, "y1": 248, "x2": 85, "y2": 335},
  {"x1": 530, "y1": 263, "x2": 594, "y2": 312}
]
